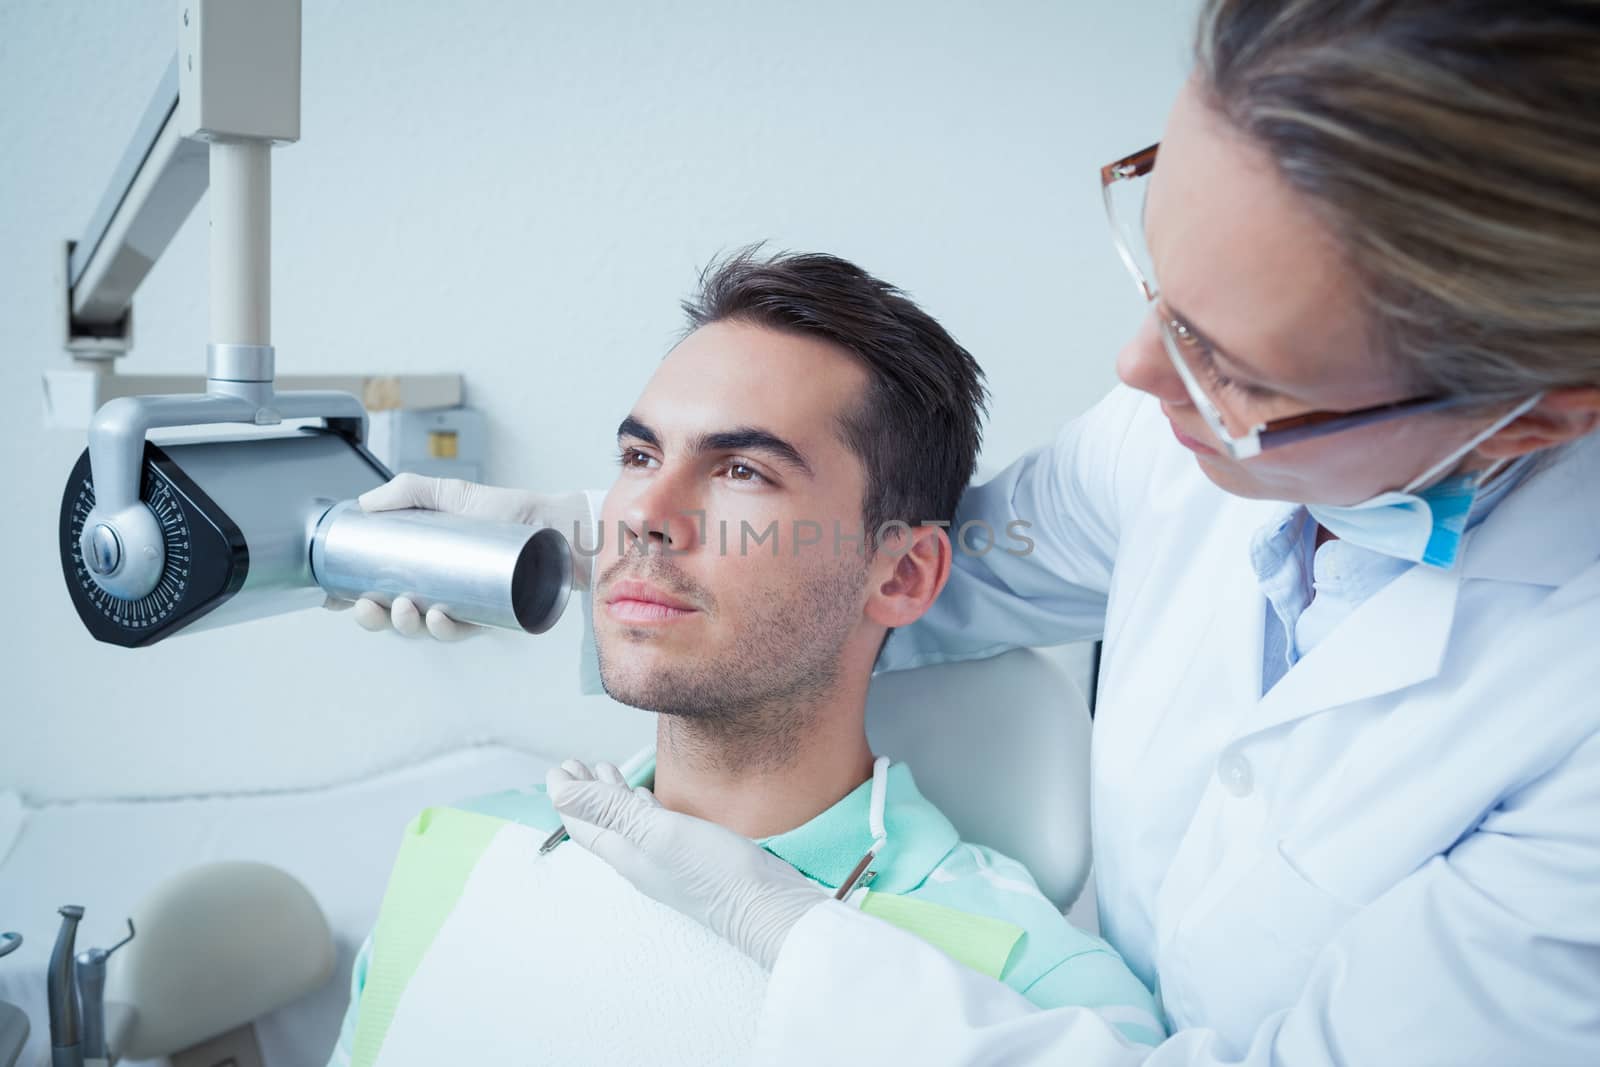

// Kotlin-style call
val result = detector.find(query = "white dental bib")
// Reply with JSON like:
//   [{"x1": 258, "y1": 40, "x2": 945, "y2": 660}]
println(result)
[{"x1": 372, "y1": 819, "x2": 767, "y2": 1066}]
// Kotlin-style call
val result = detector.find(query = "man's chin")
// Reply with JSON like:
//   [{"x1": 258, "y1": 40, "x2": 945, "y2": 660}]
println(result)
[
  {"x1": 594, "y1": 645, "x2": 696, "y2": 712},
  {"x1": 595, "y1": 674, "x2": 657, "y2": 713},
  {"x1": 595, "y1": 671, "x2": 705, "y2": 717}
]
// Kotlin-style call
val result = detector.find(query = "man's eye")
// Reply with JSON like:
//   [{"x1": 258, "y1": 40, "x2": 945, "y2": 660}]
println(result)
[
  {"x1": 720, "y1": 461, "x2": 766, "y2": 485},
  {"x1": 618, "y1": 447, "x2": 657, "y2": 469}
]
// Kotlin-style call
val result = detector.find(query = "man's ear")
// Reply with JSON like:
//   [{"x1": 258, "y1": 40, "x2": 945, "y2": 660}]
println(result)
[
  {"x1": 863, "y1": 524, "x2": 952, "y2": 630},
  {"x1": 1476, "y1": 387, "x2": 1600, "y2": 459}
]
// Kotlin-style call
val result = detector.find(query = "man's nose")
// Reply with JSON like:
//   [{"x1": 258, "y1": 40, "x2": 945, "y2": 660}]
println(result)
[
  {"x1": 1115, "y1": 310, "x2": 1189, "y2": 407},
  {"x1": 620, "y1": 471, "x2": 704, "y2": 554}
]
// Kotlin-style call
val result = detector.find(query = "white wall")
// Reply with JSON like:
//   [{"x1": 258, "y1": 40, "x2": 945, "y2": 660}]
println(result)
[{"x1": 0, "y1": 0, "x2": 1196, "y2": 802}]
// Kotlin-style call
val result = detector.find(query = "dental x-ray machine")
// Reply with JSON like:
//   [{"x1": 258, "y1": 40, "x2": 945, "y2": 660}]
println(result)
[
  {"x1": 57, "y1": 0, "x2": 572, "y2": 649},
  {"x1": 19, "y1": 4, "x2": 574, "y2": 1064}
]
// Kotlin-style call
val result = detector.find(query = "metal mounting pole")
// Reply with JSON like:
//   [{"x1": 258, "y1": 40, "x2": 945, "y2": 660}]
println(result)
[{"x1": 206, "y1": 139, "x2": 275, "y2": 407}]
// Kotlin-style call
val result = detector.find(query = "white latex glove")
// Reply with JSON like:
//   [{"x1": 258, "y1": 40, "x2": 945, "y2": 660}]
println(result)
[
  {"x1": 322, "y1": 473, "x2": 595, "y2": 640},
  {"x1": 547, "y1": 760, "x2": 830, "y2": 970}
]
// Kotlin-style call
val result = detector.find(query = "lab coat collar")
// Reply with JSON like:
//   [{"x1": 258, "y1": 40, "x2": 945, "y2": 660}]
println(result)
[
  {"x1": 1460, "y1": 430, "x2": 1600, "y2": 586},
  {"x1": 759, "y1": 761, "x2": 960, "y2": 895},
  {"x1": 1234, "y1": 430, "x2": 1599, "y2": 741},
  {"x1": 1237, "y1": 555, "x2": 1462, "y2": 739}
]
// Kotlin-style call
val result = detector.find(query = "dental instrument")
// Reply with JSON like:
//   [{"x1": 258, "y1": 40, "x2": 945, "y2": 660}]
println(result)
[
  {"x1": 47, "y1": 906, "x2": 83, "y2": 1067},
  {"x1": 539, "y1": 751, "x2": 663, "y2": 856},
  {"x1": 76, "y1": 920, "x2": 135, "y2": 1067}
]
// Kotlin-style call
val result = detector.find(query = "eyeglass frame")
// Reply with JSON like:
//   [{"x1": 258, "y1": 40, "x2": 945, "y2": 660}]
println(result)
[{"x1": 1100, "y1": 142, "x2": 1472, "y2": 460}]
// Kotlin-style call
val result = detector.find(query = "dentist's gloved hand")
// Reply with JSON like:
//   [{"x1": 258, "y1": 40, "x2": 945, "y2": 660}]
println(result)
[
  {"x1": 322, "y1": 473, "x2": 595, "y2": 640},
  {"x1": 546, "y1": 760, "x2": 830, "y2": 970}
]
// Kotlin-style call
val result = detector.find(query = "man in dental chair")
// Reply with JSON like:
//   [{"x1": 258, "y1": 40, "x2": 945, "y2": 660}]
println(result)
[{"x1": 327, "y1": 249, "x2": 1163, "y2": 1066}]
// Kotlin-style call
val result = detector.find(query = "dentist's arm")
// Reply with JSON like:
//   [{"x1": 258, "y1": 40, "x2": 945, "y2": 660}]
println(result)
[
  {"x1": 873, "y1": 384, "x2": 1156, "y2": 673},
  {"x1": 325, "y1": 473, "x2": 601, "y2": 640}
]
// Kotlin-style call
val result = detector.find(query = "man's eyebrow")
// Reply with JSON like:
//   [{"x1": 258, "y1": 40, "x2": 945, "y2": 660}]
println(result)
[
  {"x1": 1164, "y1": 302, "x2": 1275, "y2": 385},
  {"x1": 617, "y1": 415, "x2": 659, "y2": 447},
  {"x1": 617, "y1": 417, "x2": 814, "y2": 477},
  {"x1": 694, "y1": 427, "x2": 814, "y2": 477}
]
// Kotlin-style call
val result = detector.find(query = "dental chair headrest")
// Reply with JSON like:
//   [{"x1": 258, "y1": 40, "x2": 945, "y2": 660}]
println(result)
[
  {"x1": 106, "y1": 861, "x2": 335, "y2": 1059},
  {"x1": 865, "y1": 648, "x2": 1092, "y2": 911}
]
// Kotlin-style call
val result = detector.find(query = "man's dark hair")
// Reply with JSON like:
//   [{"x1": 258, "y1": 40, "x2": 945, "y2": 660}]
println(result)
[{"x1": 681, "y1": 246, "x2": 988, "y2": 542}]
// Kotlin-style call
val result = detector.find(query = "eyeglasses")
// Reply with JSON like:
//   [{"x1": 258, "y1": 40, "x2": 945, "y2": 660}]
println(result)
[{"x1": 1100, "y1": 142, "x2": 1468, "y2": 460}]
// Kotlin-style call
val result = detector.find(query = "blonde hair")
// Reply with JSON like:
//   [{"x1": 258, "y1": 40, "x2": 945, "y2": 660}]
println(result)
[{"x1": 1196, "y1": 0, "x2": 1600, "y2": 403}]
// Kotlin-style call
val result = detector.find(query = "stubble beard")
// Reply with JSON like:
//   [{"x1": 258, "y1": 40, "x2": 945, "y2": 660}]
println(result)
[{"x1": 596, "y1": 552, "x2": 870, "y2": 774}]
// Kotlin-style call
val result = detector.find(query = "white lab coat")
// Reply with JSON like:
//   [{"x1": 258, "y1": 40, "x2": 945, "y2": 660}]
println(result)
[{"x1": 750, "y1": 386, "x2": 1600, "y2": 1065}]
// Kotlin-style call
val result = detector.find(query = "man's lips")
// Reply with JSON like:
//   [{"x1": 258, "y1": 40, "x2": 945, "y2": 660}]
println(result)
[{"x1": 603, "y1": 578, "x2": 699, "y2": 623}]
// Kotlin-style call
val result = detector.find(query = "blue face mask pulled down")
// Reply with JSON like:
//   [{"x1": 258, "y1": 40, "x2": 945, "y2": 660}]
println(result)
[
  {"x1": 1306, "y1": 475, "x2": 1480, "y2": 568},
  {"x1": 1305, "y1": 395, "x2": 1542, "y2": 570}
]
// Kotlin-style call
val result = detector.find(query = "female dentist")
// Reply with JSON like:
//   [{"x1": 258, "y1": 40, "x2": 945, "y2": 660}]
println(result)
[{"x1": 352, "y1": 1, "x2": 1600, "y2": 1061}]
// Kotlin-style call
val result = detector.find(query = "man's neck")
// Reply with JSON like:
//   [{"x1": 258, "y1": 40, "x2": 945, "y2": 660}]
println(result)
[{"x1": 651, "y1": 683, "x2": 874, "y2": 840}]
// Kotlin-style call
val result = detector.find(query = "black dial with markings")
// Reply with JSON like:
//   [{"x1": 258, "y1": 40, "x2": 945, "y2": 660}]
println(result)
[{"x1": 59, "y1": 442, "x2": 248, "y2": 647}]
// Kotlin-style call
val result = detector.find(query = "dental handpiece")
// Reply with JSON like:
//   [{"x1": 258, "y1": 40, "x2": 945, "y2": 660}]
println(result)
[
  {"x1": 75, "y1": 951, "x2": 106, "y2": 1065},
  {"x1": 76, "y1": 920, "x2": 134, "y2": 1066},
  {"x1": 47, "y1": 905, "x2": 83, "y2": 1067}
]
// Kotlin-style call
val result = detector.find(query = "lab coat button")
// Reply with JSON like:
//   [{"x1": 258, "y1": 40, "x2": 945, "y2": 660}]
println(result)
[{"x1": 1217, "y1": 752, "x2": 1254, "y2": 797}]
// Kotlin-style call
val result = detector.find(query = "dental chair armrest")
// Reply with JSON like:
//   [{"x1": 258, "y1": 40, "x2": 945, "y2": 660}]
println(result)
[{"x1": 105, "y1": 862, "x2": 335, "y2": 1060}]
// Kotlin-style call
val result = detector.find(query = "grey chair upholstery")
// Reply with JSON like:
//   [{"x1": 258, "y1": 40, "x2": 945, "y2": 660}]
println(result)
[{"x1": 865, "y1": 648, "x2": 1093, "y2": 910}]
